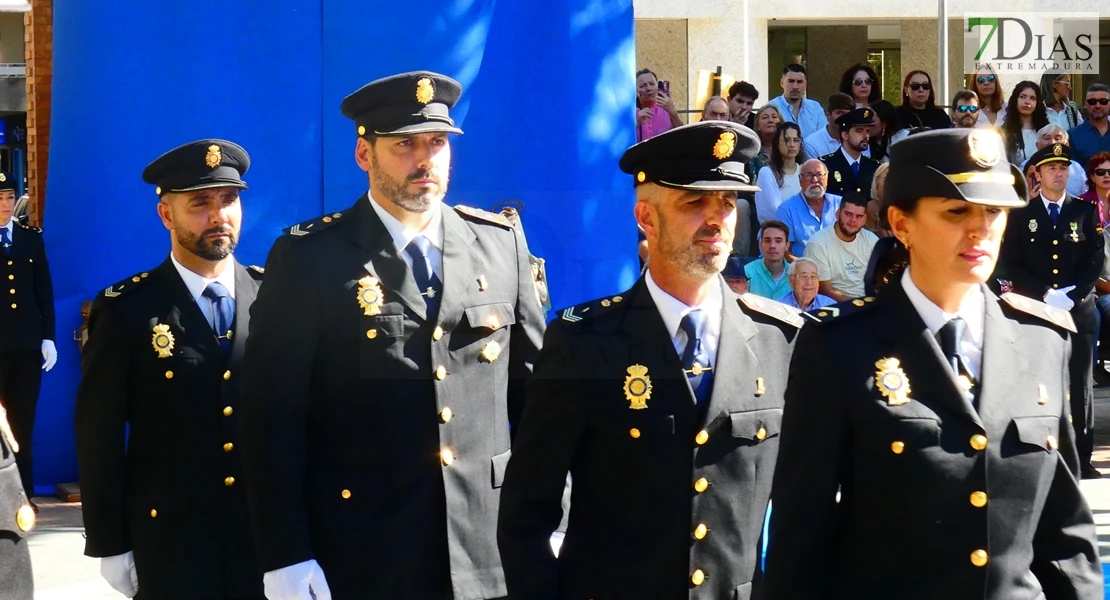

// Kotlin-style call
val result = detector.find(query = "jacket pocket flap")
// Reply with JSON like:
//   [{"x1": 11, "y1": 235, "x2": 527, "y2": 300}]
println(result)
[
  {"x1": 730, "y1": 408, "x2": 783, "y2": 442},
  {"x1": 366, "y1": 314, "x2": 406, "y2": 337},
  {"x1": 464, "y1": 303, "x2": 516, "y2": 330},
  {"x1": 1013, "y1": 415, "x2": 1060, "y2": 451}
]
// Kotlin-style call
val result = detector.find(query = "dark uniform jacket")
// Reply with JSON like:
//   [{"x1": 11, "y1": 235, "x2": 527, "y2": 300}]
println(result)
[
  {"x1": 820, "y1": 148, "x2": 879, "y2": 198},
  {"x1": 0, "y1": 222, "x2": 54, "y2": 350},
  {"x1": 75, "y1": 259, "x2": 264, "y2": 600},
  {"x1": 764, "y1": 278, "x2": 1102, "y2": 599},
  {"x1": 240, "y1": 197, "x2": 546, "y2": 600},
  {"x1": 498, "y1": 278, "x2": 802, "y2": 600},
  {"x1": 0, "y1": 406, "x2": 32, "y2": 600},
  {"x1": 1000, "y1": 195, "x2": 1103, "y2": 333}
]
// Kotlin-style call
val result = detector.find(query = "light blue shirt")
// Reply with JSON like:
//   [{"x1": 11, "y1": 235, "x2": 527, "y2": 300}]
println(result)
[
  {"x1": 767, "y1": 95, "x2": 827, "y2": 139},
  {"x1": 744, "y1": 259, "x2": 792, "y2": 300},
  {"x1": 776, "y1": 291, "x2": 836, "y2": 312},
  {"x1": 774, "y1": 192, "x2": 843, "y2": 257}
]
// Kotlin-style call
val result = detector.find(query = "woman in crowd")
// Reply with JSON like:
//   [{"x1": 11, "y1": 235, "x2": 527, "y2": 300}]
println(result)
[
  {"x1": 1040, "y1": 72, "x2": 1084, "y2": 131},
  {"x1": 839, "y1": 63, "x2": 881, "y2": 108},
  {"x1": 750, "y1": 104, "x2": 783, "y2": 183},
  {"x1": 1001, "y1": 81, "x2": 1049, "y2": 164},
  {"x1": 1080, "y1": 151, "x2": 1110, "y2": 226},
  {"x1": 896, "y1": 70, "x2": 951, "y2": 131},
  {"x1": 635, "y1": 68, "x2": 681, "y2": 142},
  {"x1": 966, "y1": 66, "x2": 1006, "y2": 128},
  {"x1": 755, "y1": 121, "x2": 806, "y2": 223},
  {"x1": 867, "y1": 99, "x2": 898, "y2": 163},
  {"x1": 766, "y1": 127, "x2": 1102, "y2": 599}
]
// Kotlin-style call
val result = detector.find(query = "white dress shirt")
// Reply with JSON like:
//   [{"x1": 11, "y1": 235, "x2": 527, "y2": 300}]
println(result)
[
  {"x1": 645, "y1": 270, "x2": 722, "y2": 367},
  {"x1": 901, "y1": 266, "x2": 985, "y2": 380},
  {"x1": 840, "y1": 146, "x2": 861, "y2": 172},
  {"x1": 367, "y1": 192, "x2": 444, "y2": 281},
  {"x1": 0, "y1": 220, "x2": 12, "y2": 247},
  {"x1": 169, "y1": 253, "x2": 237, "y2": 331}
]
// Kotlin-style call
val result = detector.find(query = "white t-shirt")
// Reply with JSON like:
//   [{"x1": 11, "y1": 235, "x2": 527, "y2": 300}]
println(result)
[
  {"x1": 755, "y1": 165, "x2": 801, "y2": 224},
  {"x1": 804, "y1": 224, "x2": 879, "y2": 299}
]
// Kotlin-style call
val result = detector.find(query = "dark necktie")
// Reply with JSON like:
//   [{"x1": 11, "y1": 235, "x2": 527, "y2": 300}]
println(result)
[
  {"x1": 679, "y1": 310, "x2": 713, "y2": 406},
  {"x1": 0, "y1": 228, "x2": 10, "y2": 254},
  {"x1": 851, "y1": 161, "x2": 860, "y2": 177},
  {"x1": 1048, "y1": 201, "x2": 1060, "y2": 226},
  {"x1": 202, "y1": 282, "x2": 235, "y2": 354},
  {"x1": 937, "y1": 317, "x2": 978, "y2": 407},
  {"x1": 404, "y1": 236, "x2": 442, "y2": 318}
]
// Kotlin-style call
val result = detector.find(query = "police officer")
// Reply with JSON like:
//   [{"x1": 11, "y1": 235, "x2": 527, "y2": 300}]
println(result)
[
  {"x1": 1000, "y1": 142, "x2": 1103, "y2": 479},
  {"x1": 498, "y1": 121, "x2": 803, "y2": 599},
  {"x1": 239, "y1": 71, "x2": 546, "y2": 600},
  {"x1": 75, "y1": 140, "x2": 265, "y2": 600},
  {"x1": 0, "y1": 172, "x2": 56, "y2": 507},
  {"x1": 821, "y1": 107, "x2": 880, "y2": 197},
  {"x1": 0, "y1": 402, "x2": 34, "y2": 600},
  {"x1": 765, "y1": 129, "x2": 1102, "y2": 598}
]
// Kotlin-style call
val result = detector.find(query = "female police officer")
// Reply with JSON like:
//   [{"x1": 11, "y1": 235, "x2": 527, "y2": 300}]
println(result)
[{"x1": 764, "y1": 128, "x2": 1102, "y2": 599}]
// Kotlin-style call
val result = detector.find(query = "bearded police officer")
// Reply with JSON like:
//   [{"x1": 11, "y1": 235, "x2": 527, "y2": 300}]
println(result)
[
  {"x1": 75, "y1": 140, "x2": 265, "y2": 599},
  {"x1": 821, "y1": 107, "x2": 880, "y2": 197},
  {"x1": 239, "y1": 71, "x2": 546, "y2": 600},
  {"x1": 498, "y1": 121, "x2": 803, "y2": 599}
]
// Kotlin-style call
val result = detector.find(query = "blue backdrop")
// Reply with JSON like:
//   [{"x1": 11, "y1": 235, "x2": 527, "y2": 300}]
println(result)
[{"x1": 35, "y1": 0, "x2": 636, "y2": 490}]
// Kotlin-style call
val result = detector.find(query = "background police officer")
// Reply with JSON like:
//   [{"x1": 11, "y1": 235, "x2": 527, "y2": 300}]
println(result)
[{"x1": 821, "y1": 107, "x2": 880, "y2": 197}]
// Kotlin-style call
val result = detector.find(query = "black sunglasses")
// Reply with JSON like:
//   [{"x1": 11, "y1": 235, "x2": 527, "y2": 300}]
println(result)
[
  {"x1": 909, "y1": 82, "x2": 932, "y2": 92},
  {"x1": 955, "y1": 105, "x2": 979, "y2": 113},
  {"x1": 854, "y1": 78, "x2": 874, "y2": 86},
  {"x1": 976, "y1": 75, "x2": 996, "y2": 84},
  {"x1": 1087, "y1": 98, "x2": 1110, "y2": 106},
  {"x1": 1094, "y1": 168, "x2": 1110, "y2": 177}
]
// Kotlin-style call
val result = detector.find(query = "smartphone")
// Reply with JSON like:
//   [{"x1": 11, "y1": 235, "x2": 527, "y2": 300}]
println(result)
[{"x1": 658, "y1": 80, "x2": 670, "y2": 95}]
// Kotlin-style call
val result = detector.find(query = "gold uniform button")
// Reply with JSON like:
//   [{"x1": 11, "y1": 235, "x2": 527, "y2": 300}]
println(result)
[
  {"x1": 970, "y1": 491, "x2": 987, "y2": 508},
  {"x1": 440, "y1": 407, "x2": 453, "y2": 423},
  {"x1": 970, "y1": 434, "x2": 987, "y2": 451},
  {"x1": 1053, "y1": 239, "x2": 1059, "y2": 245},
  {"x1": 434, "y1": 366, "x2": 447, "y2": 380},
  {"x1": 150, "y1": 509, "x2": 158, "y2": 518},
  {"x1": 132, "y1": 277, "x2": 141, "y2": 283},
  {"x1": 165, "y1": 370, "x2": 174, "y2": 379},
  {"x1": 223, "y1": 406, "x2": 233, "y2": 417},
  {"x1": 970, "y1": 549, "x2": 988, "y2": 567},
  {"x1": 891, "y1": 441, "x2": 905, "y2": 454},
  {"x1": 1046, "y1": 435, "x2": 1058, "y2": 450},
  {"x1": 1053, "y1": 254, "x2": 1058, "y2": 260},
  {"x1": 695, "y1": 430, "x2": 709, "y2": 445},
  {"x1": 691, "y1": 569, "x2": 706, "y2": 586},
  {"x1": 432, "y1": 326, "x2": 444, "y2": 340},
  {"x1": 223, "y1": 370, "x2": 231, "y2": 381},
  {"x1": 755, "y1": 427, "x2": 767, "y2": 441},
  {"x1": 341, "y1": 489, "x2": 352, "y2": 499},
  {"x1": 9, "y1": 303, "x2": 14, "y2": 309},
  {"x1": 629, "y1": 428, "x2": 641, "y2": 439},
  {"x1": 441, "y1": 448, "x2": 455, "y2": 466},
  {"x1": 224, "y1": 477, "x2": 235, "y2": 487},
  {"x1": 223, "y1": 442, "x2": 234, "y2": 452},
  {"x1": 694, "y1": 478, "x2": 709, "y2": 493},
  {"x1": 16, "y1": 505, "x2": 34, "y2": 532},
  {"x1": 1053, "y1": 284, "x2": 1059, "y2": 289},
  {"x1": 366, "y1": 329, "x2": 378, "y2": 339},
  {"x1": 693, "y1": 523, "x2": 708, "y2": 540},
  {"x1": 1052, "y1": 269, "x2": 1059, "y2": 275}
]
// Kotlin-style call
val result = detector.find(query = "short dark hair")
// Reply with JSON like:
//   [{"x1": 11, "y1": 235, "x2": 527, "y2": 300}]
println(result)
[
  {"x1": 728, "y1": 81, "x2": 759, "y2": 102},
  {"x1": 1087, "y1": 82, "x2": 1110, "y2": 96},
  {"x1": 761, "y1": 219, "x2": 790, "y2": 240},
  {"x1": 951, "y1": 89, "x2": 978, "y2": 106},
  {"x1": 841, "y1": 191, "x2": 869, "y2": 210},
  {"x1": 782, "y1": 64, "x2": 807, "y2": 77},
  {"x1": 636, "y1": 68, "x2": 658, "y2": 82},
  {"x1": 827, "y1": 93, "x2": 855, "y2": 114}
]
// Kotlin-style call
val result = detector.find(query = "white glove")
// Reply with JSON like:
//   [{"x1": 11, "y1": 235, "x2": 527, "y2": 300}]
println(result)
[
  {"x1": 1043, "y1": 288, "x2": 1075, "y2": 312},
  {"x1": 264, "y1": 559, "x2": 332, "y2": 600},
  {"x1": 40, "y1": 339, "x2": 56, "y2": 371},
  {"x1": 99, "y1": 551, "x2": 138, "y2": 598}
]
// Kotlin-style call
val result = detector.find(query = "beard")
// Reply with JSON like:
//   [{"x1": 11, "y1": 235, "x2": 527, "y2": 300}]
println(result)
[
  {"x1": 656, "y1": 215, "x2": 731, "y2": 279},
  {"x1": 178, "y1": 225, "x2": 237, "y2": 261},
  {"x1": 804, "y1": 184, "x2": 826, "y2": 200},
  {"x1": 372, "y1": 151, "x2": 449, "y2": 214}
]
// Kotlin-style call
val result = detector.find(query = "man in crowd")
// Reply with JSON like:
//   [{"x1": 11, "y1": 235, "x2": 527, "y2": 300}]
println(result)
[
  {"x1": 701, "y1": 96, "x2": 730, "y2": 122},
  {"x1": 498, "y1": 119, "x2": 803, "y2": 600},
  {"x1": 1022, "y1": 124, "x2": 1087, "y2": 197},
  {"x1": 239, "y1": 71, "x2": 546, "y2": 600},
  {"x1": 722, "y1": 255, "x2": 752, "y2": 294},
  {"x1": 775, "y1": 159, "x2": 842, "y2": 256},
  {"x1": 1069, "y1": 83, "x2": 1110, "y2": 167},
  {"x1": 951, "y1": 89, "x2": 980, "y2": 129},
  {"x1": 803, "y1": 93, "x2": 855, "y2": 160},
  {"x1": 75, "y1": 139, "x2": 265, "y2": 599},
  {"x1": 766, "y1": 64, "x2": 825, "y2": 138},
  {"x1": 805, "y1": 192, "x2": 878, "y2": 302},
  {"x1": 744, "y1": 220, "x2": 792, "y2": 299},
  {"x1": 727, "y1": 81, "x2": 759, "y2": 129},
  {"x1": 822, "y1": 107, "x2": 879, "y2": 197},
  {"x1": 777, "y1": 257, "x2": 835, "y2": 312},
  {"x1": 1001, "y1": 142, "x2": 1103, "y2": 479}
]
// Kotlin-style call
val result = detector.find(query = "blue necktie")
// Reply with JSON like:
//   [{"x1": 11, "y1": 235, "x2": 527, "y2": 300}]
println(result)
[
  {"x1": 1049, "y1": 201, "x2": 1060, "y2": 226},
  {"x1": 851, "y1": 161, "x2": 860, "y2": 177},
  {"x1": 404, "y1": 236, "x2": 442, "y2": 318},
  {"x1": 679, "y1": 310, "x2": 713, "y2": 406},
  {"x1": 202, "y1": 282, "x2": 235, "y2": 354},
  {"x1": 0, "y1": 228, "x2": 10, "y2": 254},
  {"x1": 938, "y1": 317, "x2": 976, "y2": 407}
]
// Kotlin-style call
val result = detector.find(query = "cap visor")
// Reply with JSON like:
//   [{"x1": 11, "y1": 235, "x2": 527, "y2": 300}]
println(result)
[
  {"x1": 374, "y1": 122, "x2": 464, "y2": 136},
  {"x1": 956, "y1": 182, "x2": 1026, "y2": 208},
  {"x1": 170, "y1": 181, "x2": 249, "y2": 193},
  {"x1": 657, "y1": 178, "x2": 759, "y2": 193}
]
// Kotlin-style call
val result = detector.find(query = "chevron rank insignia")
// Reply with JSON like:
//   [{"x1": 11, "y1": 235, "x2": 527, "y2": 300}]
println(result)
[
  {"x1": 283, "y1": 211, "x2": 347, "y2": 237},
  {"x1": 103, "y1": 272, "x2": 151, "y2": 298},
  {"x1": 738, "y1": 294, "x2": 804, "y2": 328},
  {"x1": 1001, "y1": 292, "x2": 1076, "y2": 333}
]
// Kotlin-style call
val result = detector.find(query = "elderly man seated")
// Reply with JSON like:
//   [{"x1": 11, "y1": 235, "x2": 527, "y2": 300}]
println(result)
[{"x1": 777, "y1": 257, "x2": 835, "y2": 312}]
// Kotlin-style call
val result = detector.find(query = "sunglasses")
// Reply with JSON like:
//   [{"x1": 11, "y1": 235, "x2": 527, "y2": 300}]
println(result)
[
  {"x1": 854, "y1": 78, "x2": 874, "y2": 86},
  {"x1": 1055, "y1": 78, "x2": 1072, "y2": 87},
  {"x1": 976, "y1": 75, "x2": 996, "y2": 84},
  {"x1": 909, "y1": 83, "x2": 932, "y2": 92},
  {"x1": 1087, "y1": 98, "x2": 1110, "y2": 106},
  {"x1": 955, "y1": 105, "x2": 980, "y2": 113},
  {"x1": 1095, "y1": 168, "x2": 1110, "y2": 177}
]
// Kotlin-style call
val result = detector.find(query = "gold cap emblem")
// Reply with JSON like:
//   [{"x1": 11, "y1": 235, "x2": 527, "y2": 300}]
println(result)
[
  {"x1": 862, "y1": 109, "x2": 871, "y2": 119},
  {"x1": 967, "y1": 129, "x2": 1003, "y2": 168},
  {"x1": 712, "y1": 131, "x2": 736, "y2": 160},
  {"x1": 415, "y1": 77, "x2": 435, "y2": 104},
  {"x1": 636, "y1": 171, "x2": 646, "y2": 183},
  {"x1": 0, "y1": 173, "x2": 7, "y2": 182},
  {"x1": 152, "y1": 323, "x2": 175, "y2": 358},
  {"x1": 357, "y1": 125, "x2": 366, "y2": 136},
  {"x1": 357, "y1": 276, "x2": 385, "y2": 316},
  {"x1": 624, "y1": 364, "x2": 652, "y2": 410},
  {"x1": 205, "y1": 144, "x2": 222, "y2": 168},
  {"x1": 875, "y1": 357, "x2": 911, "y2": 405},
  {"x1": 1053, "y1": 144, "x2": 1063, "y2": 157},
  {"x1": 480, "y1": 340, "x2": 501, "y2": 362}
]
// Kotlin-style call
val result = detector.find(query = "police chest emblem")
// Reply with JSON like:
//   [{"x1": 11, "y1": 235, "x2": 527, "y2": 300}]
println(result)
[
  {"x1": 833, "y1": 171, "x2": 842, "y2": 183},
  {"x1": 357, "y1": 276, "x2": 384, "y2": 316},
  {"x1": 875, "y1": 357, "x2": 911, "y2": 406},
  {"x1": 415, "y1": 77, "x2": 435, "y2": 104},
  {"x1": 205, "y1": 144, "x2": 222, "y2": 168},
  {"x1": 152, "y1": 323, "x2": 175, "y2": 358},
  {"x1": 712, "y1": 132, "x2": 736, "y2": 160},
  {"x1": 1070, "y1": 222, "x2": 1079, "y2": 242},
  {"x1": 624, "y1": 364, "x2": 652, "y2": 410},
  {"x1": 1028, "y1": 219, "x2": 1038, "y2": 233},
  {"x1": 480, "y1": 341, "x2": 501, "y2": 363}
]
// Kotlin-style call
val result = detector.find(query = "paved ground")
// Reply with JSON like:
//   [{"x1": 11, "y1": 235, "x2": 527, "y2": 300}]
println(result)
[{"x1": 24, "y1": 392, "x2": 1110, "y2": 598}]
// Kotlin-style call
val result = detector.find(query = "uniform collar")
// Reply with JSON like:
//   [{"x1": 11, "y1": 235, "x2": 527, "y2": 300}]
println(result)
[
  {"x1": 644, "y1": 269, "x2": 723, "y2": 343},
  {"x1": 169, "y1": 252, "x2": 236, "y2": 305},
  {"x1": 366, "y1": 191, "x2": 444, "y2": 254},
  {"x1": 900, "y1": 266, "x2": 984, "y2": 378}
]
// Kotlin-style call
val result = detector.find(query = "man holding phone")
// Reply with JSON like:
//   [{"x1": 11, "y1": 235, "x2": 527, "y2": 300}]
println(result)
[{"x1": 636, "y1": 68, "x2": 681, "y2": 142}]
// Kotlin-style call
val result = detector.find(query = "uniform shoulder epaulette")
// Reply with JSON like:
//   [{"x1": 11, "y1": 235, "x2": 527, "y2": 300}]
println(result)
[
  {"x1": 737, "y1": 293, "x2": 805, "y2": 328},
  {"x1": 16, "y1": 222, "x2": 41, "y2": 234},
  {"x1": 558, "y1": 293, "x2": 627, "y2": 323},
  {"x1": 247, "y1": 265, "x2": 265, "y2": 278},
  {"x1": 819, "y1": 151, "x2": 836, "y2": 161},
  {"x1": 1000, "y1": 292, "x2": 1076, "y2": 333},
  {"x1": 453, "y1": 204, "x2": 513, "y2": 229},
  {"x1": 808, "y1": 296, "x2": 880, "y2": 325},
  {"x1": 862, "y1": 154, "x2": 881, "y2": 164},
  {"x1": 283, "y1": 210, "x2": 349, "y2": 238},
  {"x1": 102, "y1": 271, "x2": 152, "y2": 299}
]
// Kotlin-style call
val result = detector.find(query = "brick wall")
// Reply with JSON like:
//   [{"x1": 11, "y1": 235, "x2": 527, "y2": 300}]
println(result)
[{"x1": 24, "y1": 0, "x2": 50, "y2": 227}]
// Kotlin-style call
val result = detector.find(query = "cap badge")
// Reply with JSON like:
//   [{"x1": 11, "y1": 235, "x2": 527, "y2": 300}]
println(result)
[
  {"x1": 1028, "y1": 219, "x2": 1038, "y2": 233},
  {"x1": 875, "y1": 357, "x2": 911, "y2": 406},
  {"x1": 624, "y1": 364, "x2": 653, "y2": 410},
  {"x1": 205, "y1": 144, "x2": 222, "y2": 169},
  {"x1": 967, "y1": 129, "x2": 1002, "y2": 168},
  {"x1": 862, "y1": 109, "x2": 871, "y2": 119},
  {"x1": 152, "y1": 323, "x2": 175, "y2": 358},
  {"x1": 415, "y1": 77, "x2": 435, "y2": 104},
  {"x1": 0, "y1": 173, "x2": 7, "y2": 183},
  {"x1": 712, "y1": 131, "x2": 736, "y2": 160},
  {"x1": 356, "y1": 275, "x2": 385, "y2": 316},
  {"x1": 1053, "y1": 144, "x2": 1063, "y2": 157}
]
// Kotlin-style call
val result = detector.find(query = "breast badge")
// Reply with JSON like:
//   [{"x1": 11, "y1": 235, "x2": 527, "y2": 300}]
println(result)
[
  {"x1": 357, "y1": 276, "x2": 385, "y2": 316},
  {"x1": 875, "y1": 357, "x2": 911, "y2": 406},
  {"x1": 152, "y1": 323, "x2": 175, "y2": 358},
  {"x1": 624, "y1": 364, "x2": 652, "y2": 410},
  {"x1": 1028, "y1": 219, "x2": 1038, "y2": 233},
  {"x1": 480, "y1": 341, "x2": 501, "y2": 363},
  {"x1": 833, "y1": 171, "x2": 843, "y2": 183}
]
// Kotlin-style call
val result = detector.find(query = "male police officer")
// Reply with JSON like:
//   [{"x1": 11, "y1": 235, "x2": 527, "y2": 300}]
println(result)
[
  {"x1": 1001, "y1": 142, "x2": 1104, "y2": 479},
  {"x1": 0, "y1": 172, "x2": 56, "y2": 507},
  {"x1": 0, "y1": 402, "x2": 34, "y2": 599},
  {"x1": 75, "y1": 140, "x2": 265, "y2": 599},
  {"x1": 822, "y1": 107, "x2": 880, "y2": 197},
  {"x1": 240, "y1": 71, "x2": 546, "y2": 600},
  {"x1": 498, "y1": 121, "x2": 803, "y2": 599}
]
